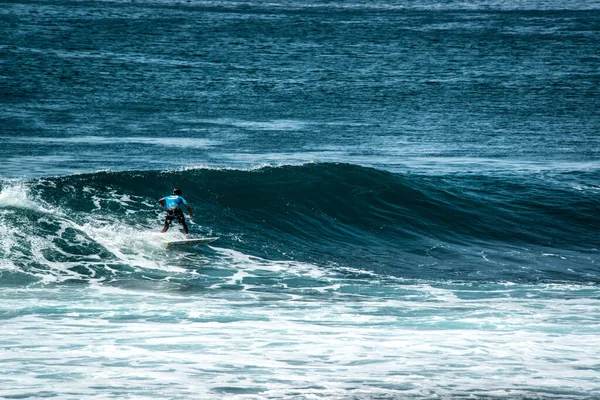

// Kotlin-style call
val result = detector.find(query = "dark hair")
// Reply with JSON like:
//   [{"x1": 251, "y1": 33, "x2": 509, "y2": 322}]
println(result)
[{"x1": 173, "y1": 188, "x2": 182, "y2": 195}]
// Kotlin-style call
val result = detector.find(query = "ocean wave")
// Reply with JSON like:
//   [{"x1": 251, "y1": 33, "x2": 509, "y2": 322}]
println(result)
[{"x1": 0, "y1": 163, "x2": 598, "y2": 284}]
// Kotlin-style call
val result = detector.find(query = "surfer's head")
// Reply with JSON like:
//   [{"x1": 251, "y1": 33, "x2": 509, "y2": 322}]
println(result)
[{"x1": 173, "y1": 188, "x2": 182, "y2": 195}]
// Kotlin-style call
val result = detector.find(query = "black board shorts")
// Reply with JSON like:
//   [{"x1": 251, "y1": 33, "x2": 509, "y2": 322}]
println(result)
[{"x1": 165, "y1": 207, "x2": 185, "y2": 224}]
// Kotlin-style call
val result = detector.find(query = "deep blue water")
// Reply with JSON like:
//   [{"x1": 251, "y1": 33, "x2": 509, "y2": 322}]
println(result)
[{"x1": 1, "y1": 0, "x2": 599, "y2": 398}]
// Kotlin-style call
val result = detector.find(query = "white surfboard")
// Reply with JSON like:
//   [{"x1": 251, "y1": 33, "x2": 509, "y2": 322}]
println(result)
[{"x1": 165, "y1": 237, "x2": 219, "y2": 249}]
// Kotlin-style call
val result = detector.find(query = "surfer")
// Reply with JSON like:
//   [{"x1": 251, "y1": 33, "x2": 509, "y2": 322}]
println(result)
[{"x1": 159, "y1": 188, "x2": 194, "y2": 237}]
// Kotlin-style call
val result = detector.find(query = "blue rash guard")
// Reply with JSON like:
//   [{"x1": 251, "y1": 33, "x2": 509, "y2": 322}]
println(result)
[{"x1": 164, "y1": 194, "x2": 187, "y2": 209}]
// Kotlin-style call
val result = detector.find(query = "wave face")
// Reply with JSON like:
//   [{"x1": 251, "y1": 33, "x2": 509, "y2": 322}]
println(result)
[{"x1": 1, "y1": 163, "x2": 597, "y2": 285}]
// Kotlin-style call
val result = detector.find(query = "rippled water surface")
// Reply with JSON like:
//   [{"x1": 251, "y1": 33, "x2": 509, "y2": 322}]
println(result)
[{"x1": 1, "y1": 0, "x2": 599, "y2": 398}]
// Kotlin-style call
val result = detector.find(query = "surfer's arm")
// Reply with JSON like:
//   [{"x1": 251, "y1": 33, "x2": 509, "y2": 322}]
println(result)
[
  {"x1": 185, "y1": 204, "x2": 194, "y2": 219},
  {"x1": 158, "y1": 198, "x2": 166, "y2": 208}
]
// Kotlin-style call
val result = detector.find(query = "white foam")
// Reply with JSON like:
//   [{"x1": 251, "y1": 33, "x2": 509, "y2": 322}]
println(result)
[
  {"x1": 1, "y1": 281, "x2": 599, "y2": 399},
  {"x1": 173, "y1": 160, "x2": 316, "y2": 173},
  {"x1": 209, "y1": 247, "x2": 328, "y2": 280},
  {"x1": 0, "y1": 183, "x2": 191, "y2": 282},
  {"x1": 79, "y1": 220, "x2": 186, "y2": 273},
  {"x1": 0, "y1": 182, "x2": 54, "y2": 213},
  {"x1": 0, "y1": 258, "x2": 18, "y2": 271}
]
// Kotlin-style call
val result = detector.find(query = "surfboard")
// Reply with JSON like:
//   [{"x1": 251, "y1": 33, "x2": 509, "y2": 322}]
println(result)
[{"x1": 164, "y1": 237, "x2": 219, "y2": 249}]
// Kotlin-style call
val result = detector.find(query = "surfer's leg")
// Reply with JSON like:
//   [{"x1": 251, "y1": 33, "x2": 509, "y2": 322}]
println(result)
[
  {"x1": 181, "y1": 219, "x2": 189, "y2": 235},
  {"x1": 175, "y1": 210, "x2": 189, "y2": 235},
  {"x1": 162, "y1": 210, "x2": 175, "y2": 232}
]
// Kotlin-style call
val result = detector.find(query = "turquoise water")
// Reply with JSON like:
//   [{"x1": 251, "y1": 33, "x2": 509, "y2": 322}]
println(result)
[{"x1": 1, "y1": 0, "x2": 599, "y2": 398}]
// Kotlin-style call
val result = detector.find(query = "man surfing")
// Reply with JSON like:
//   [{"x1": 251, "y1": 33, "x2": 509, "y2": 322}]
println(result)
[{"x1": 159, "y1": 188, "x2": 194, "y2": 238}]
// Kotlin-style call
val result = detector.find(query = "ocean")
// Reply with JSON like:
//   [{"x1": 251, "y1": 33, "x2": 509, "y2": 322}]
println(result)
[{"x1": 1, "y1": 0, "x2": 599, "y2": 398}]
